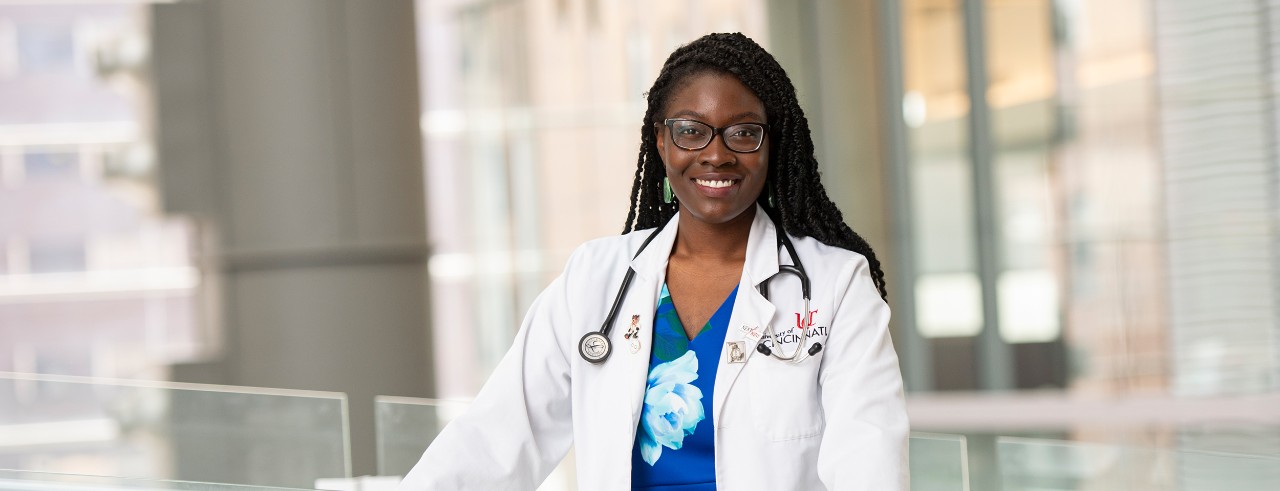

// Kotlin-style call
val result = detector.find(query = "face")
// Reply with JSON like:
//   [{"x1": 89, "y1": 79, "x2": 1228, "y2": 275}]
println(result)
[{"x1": 655, "y1": 72, "x2": 769, "y2": 226}]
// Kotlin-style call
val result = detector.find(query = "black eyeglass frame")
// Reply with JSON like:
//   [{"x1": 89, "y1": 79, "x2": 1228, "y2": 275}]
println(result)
[{"x1": 661, "y1": 118, "x2": 770, "y2": 153}]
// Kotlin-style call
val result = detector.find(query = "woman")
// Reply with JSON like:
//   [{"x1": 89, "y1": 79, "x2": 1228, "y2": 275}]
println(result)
[{"x1": 400, "y1": 32, "x2": 908, "y2": 490}]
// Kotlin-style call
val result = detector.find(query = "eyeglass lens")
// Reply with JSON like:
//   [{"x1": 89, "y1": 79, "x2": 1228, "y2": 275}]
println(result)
[{"x1": 668, "y1": 120, "x2": 765, "y2": 152}]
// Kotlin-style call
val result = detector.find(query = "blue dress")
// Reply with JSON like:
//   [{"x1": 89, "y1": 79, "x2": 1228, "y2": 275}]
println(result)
[{"x1": 631, "y1": 283, "x2": 738, "y2": 490}]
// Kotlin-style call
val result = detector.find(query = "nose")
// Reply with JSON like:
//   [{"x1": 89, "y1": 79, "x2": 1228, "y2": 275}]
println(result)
[{"x1": 698, "y1": 133, "x2": 737, "y2": 167}]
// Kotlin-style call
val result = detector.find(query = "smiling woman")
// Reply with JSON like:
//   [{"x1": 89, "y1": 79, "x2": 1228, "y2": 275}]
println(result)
[{"x1": 400, "y1": 32, "x2": 908, "y2": 491}]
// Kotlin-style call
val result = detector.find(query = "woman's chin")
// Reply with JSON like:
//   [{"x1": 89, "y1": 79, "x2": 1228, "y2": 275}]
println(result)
[{"x1": 678, "y1": 201, "x2": 758, "y2": 227}]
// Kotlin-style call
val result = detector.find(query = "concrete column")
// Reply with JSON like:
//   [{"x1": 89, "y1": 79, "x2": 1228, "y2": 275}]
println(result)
[{"x1": 151, "y1": 0, "x2": 430, "y2": 479}]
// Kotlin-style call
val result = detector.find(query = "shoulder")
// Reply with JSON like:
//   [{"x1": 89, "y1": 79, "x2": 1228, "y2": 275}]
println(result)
[
  {"x1": 785, "y1": 233, "x2": 882, "y2": 307},
  {"x1": 786, "y1": 233, "x2": 871, "y2": 274}
]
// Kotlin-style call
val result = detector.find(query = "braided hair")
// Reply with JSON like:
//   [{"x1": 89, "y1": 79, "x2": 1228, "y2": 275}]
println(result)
[{"x1": 622, "y1": 32, "x2": 888, "y2": 299}]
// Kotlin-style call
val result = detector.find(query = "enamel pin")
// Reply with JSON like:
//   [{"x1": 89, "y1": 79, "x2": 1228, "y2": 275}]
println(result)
[
  {"x1": 725, "y1": 341, "x2": 747, "y2": 364},
  {"x1": 624, "y1": 315, "x2": 642, "y2": 354}
]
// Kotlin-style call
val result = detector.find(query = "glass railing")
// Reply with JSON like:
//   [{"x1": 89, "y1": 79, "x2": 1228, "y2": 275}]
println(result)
[
  {"x1": 372, "y1": 396, "x2": 468, "y2": 478},
  {"x1": 373, "y1": 396, "x2": 575, "y2": 490},
  {"x1": 0, "y1": 372, "x2": 349, "y2": 489},
  {"x1": 12, "y1": 372, "x2": 1276, "y2": 490},
  {"x1": 0, "y1": 469, "x2": 314, "y2": 491},
  {"x1": 0, "y1": 469, "x2": 316, "y2": 491},
  {"x1": 997, "y1": 435, "x2": 1280, "y2": 490},
  {"x1": 910, "y1": 432, "x2": 969, "y2": 490},
  {"x1": 374, "y1": 396, "x2": 967, "y2": 490}
]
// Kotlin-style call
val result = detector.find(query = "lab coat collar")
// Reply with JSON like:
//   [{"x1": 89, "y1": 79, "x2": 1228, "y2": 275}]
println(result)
[
  {"x1": 628, "y1": 204, "x2": 781, "y2": 285},
  {"x1": 623, "y1": 204, "x2": 784, "y2": 452}
]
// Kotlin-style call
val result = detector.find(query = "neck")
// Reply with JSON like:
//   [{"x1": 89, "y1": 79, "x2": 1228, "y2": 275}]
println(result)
[{"x1": 672, "y1": 205, "x2": 756, "y2": 262}]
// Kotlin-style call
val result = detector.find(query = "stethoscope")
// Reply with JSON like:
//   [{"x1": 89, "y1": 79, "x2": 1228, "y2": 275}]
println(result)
[{"x1": 578, "y1": 211, "x2": 824, "y2": 364}]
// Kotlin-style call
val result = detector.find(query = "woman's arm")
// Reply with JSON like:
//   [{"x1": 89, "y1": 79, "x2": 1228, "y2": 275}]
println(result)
[
  {"x1": 398, "y1": 252, "x2": 579, "y2": 490},
  {"x1": 816, "y1": 254, "x2": 910, "y2": 490}
]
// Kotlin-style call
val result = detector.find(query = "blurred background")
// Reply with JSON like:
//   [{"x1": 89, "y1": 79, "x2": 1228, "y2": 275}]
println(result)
[{"x1": 1, "y1": 0, "x2": 1278, "y2": 490}]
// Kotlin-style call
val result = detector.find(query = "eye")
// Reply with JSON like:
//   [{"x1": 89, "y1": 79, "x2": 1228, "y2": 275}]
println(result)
[
  {"x1": 675, "y1": 124, "x2": 708, "y2": 137},
  {"x1": 726, "y1": 124, "x2": 764, "y2": 142}
]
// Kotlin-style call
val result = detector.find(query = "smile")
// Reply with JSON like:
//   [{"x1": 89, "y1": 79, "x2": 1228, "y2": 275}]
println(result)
[{"x1": 694, "y1": 178, "x2": 738, "y2": 188}]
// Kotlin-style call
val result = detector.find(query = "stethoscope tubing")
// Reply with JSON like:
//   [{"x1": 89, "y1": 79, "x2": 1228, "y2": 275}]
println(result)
[
  {"x1": 581, "y1": 210, "x2": 816, "y2": 364},
  {"x1": 578, "y1": 223, "x2": 668, "y2": 363},
  {"x1": 598, "y1": 223, "x2": 667, "y2": 339}
]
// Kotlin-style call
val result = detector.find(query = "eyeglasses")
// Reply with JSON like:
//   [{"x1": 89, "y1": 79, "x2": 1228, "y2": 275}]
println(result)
[{"x1": 663, "y1": 118, "x2": 769, "y2": 153}]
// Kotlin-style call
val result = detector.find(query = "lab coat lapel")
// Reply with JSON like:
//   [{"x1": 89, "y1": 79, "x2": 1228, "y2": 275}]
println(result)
[
  {"x1": 713, "y1": 206, "x2": 779, "y2": 425},
  {"x1": 618, "y1": 213, "x2": 681, "y2": 445}
]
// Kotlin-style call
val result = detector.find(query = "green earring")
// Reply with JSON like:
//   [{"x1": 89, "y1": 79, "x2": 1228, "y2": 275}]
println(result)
[{"x1": 663, "y1": 177, "x2": 674, "y2": 203}]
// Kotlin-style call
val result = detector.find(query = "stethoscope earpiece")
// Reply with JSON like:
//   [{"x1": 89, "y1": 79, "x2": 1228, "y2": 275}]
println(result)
[{"x1": 754, "y1": 335, "x2": 822, "y2": 362}]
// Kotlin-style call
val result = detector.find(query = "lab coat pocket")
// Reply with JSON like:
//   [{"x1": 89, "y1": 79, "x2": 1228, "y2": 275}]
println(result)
[{"x1": 746, "y1": 352, "x2": 825, "y2": 441}]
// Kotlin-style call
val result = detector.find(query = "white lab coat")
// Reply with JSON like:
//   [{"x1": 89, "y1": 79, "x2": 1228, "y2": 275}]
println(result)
[{"x1": 399, "y1": 205, "x2": 909, "y2": 490}]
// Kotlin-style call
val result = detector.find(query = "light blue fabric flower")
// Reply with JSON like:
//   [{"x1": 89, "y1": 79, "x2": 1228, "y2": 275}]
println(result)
[{"x1": 638, "y1": 350, "x2": 705, "y2": 465}]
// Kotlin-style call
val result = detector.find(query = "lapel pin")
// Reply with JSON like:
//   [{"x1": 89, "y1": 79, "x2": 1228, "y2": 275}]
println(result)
[
  {"x1": 625, "y1": 314, "x2": 642, "y2": 354},
  {"x1": 725, "y1": 341, "x2": 747, "y2": 364}
]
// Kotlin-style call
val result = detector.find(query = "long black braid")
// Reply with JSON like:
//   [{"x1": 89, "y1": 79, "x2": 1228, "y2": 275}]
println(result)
[{"x1": 622, "y1": 32, "x2": 888, "y2": 299}]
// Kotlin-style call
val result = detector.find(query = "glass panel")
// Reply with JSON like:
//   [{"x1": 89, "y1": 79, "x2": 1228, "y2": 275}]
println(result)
[
  {"x1": 0, "y1": 469, "x2": 312, "y2": 491},
  {"x1": 0, "y1": 372, "x2": 350, "y2": 489},
  {"x1": 1176, "y1": 425, "x2": 1280, "y2": 490},
  {"x1": 909, "y1": 432, "x2": 969, "y2": 491},
  {"x1": 373, "y1": 396, "x2": 468, "y2": 478},
  {"x1": 374, "y1": 396, "x2": 574, "y2": 490},
  {"x1": 1177, "y1": 449, "x2": 1280, "y2": 490},
  {"x1": 998, "y1": 436, "x2": 1163, "y2": 490},
  {"x1": 997, "y1": 435, "x2": 1280, "y2": 490},
  {"x1": 376, "y1": 397, "x2": 972, "y2": 490}
]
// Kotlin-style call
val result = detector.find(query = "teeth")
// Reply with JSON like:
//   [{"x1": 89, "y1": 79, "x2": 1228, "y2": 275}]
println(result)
[{"x1": 695, "y1": 179, "x2": 735, "y2": 188}]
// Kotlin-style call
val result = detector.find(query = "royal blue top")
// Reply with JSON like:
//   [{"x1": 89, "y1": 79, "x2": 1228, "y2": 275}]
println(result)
[{"x1": 630, "y1": 283, "x2": 738, "y2": 490}]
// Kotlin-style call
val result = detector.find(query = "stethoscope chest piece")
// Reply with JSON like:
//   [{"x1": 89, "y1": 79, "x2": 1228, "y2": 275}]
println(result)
[{"x1": 579, "y1": 331, "x2": 611, "y2": 364}]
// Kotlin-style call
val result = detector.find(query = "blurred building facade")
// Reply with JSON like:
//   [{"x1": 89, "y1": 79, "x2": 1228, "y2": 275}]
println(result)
[
  {"x1": 417, "y1": 0, "x2": 1245, "y2": 399},
  {"x1": 0, "y1": 4, "x2": 208, "y2": 383},
  {"x1": 1, "y1": 0, "x2": 1278, "y2": 487}
]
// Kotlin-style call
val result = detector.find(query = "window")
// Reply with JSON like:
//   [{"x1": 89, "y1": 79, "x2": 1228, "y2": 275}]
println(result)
[
  {"x1": 16, "y1": 21, "x2": 73, "y2": 72},
  {"x1": 22, "y1": 150, "x2": 80, "y2": 180}
]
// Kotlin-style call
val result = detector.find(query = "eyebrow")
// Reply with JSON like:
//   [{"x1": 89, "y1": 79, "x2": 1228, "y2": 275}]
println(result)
[{"x1": 668, "y1": 110, "x2": 766, "y2": 123}]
